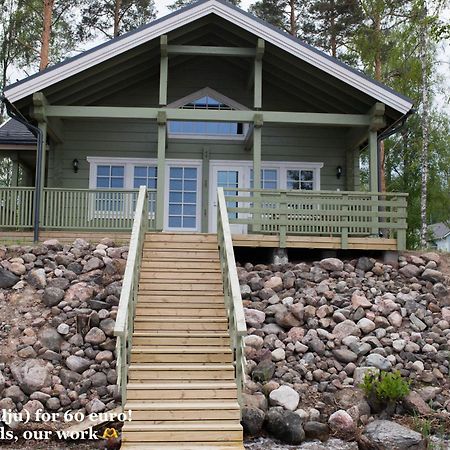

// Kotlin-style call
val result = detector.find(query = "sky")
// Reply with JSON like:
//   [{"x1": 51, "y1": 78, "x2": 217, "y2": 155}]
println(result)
[{"x1": 156, "y1": 0, "x2": 253, "y2": 14}]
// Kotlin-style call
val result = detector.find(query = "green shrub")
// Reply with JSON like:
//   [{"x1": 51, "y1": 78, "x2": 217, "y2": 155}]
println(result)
[{"x1": 360, "y1": 370, "x2": 410, "y2": 404}]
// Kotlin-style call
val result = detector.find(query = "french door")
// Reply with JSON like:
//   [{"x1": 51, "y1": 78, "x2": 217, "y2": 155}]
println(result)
[{"x1": 209, "y1": 163, "x2": 247, "y2": 234}]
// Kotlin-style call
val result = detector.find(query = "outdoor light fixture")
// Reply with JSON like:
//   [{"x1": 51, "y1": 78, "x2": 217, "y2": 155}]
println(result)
[
  {"x1": 336, "y1": 166, "x2": 342, "y2": 179},
  {"x1": 72, "y1": 159, "x2": 79, "y2": 173}
]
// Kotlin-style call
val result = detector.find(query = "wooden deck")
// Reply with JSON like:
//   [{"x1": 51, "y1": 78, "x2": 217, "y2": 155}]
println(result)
[
  {"x1": 0, "y1": 230, "x2": 397, "y2": 250},
  {"x1": 231, "y1": 234, "x2": 398, "y2": 251},
  {"x1": 121, "y1": 233, "x2": 244, "y2": 449},
  {"x1": 0, "y1": 230, "x2": 131, "y2": 244}
]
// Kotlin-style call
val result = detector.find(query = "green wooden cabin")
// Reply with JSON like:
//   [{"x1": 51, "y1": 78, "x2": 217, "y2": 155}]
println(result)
[{"x1": 0, "y1": 0, "x2": 412, "y2": 249}]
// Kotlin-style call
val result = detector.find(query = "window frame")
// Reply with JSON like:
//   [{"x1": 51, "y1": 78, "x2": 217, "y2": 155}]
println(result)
[{"x1": 167, "y1": 87, "x2": 249, "y2": 141}]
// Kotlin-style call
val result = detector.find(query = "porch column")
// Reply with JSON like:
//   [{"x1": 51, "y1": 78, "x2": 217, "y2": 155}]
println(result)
[
  {"x1": 156, "y1": 111, "x2": 166, "y2": 231},
  {"x1": 10, "y1": 153, "x2": 19, "y2": 187},
  {"x1": 368, "y1": 130, "x2": 379, "y2": 193},
  {"x1": 201, "y1": 147, "x2": 210, "y2": 233},
  {"x1": 252, "y1": 114, "x2": 263, "y2": 234}
]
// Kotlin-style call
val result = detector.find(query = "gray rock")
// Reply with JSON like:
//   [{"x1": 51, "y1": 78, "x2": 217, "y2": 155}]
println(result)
[
  {"x1": 59, "y1": 368, "x2": 82, "y2": 386},
  {"x1": 365, "y1": 354, "x2": 392, "y2": 371},
  {"x1": 328, "y1": 410, "x2": 356, "y2": 436},
  {"x1": 65, "y1": 355, "x2": 91, "y2": 373},
  {"x1": 22, "y1": 400, "x2": 45, "y2": 421},
  {"x1": 269, "y1": 385, "x2": 300, "y2": 411},
  {"x1": 3, "y1": 386, "x2": 25, "y2": 403},
  {"x1": 252, "y1": 360, "x2": 275, "y2": 383},
  {"x1": 399, "y1": 264, "x2": 422, "y2": 278},
  {"x1": 85, "y1": 398, "x2": 106, "y2": 414},
  {"x1": 333, "y1": 320, "x2": 361, "y2": 340},
  {"x1": 333, "y1": 348, "x2": 358, "y2": 363},
  {"x1": 27, "y1": 268, "x2": 47, "y2": 289},
  {"x1": 0, "y1": 268, "x2": 20, "y2": 289},
  {"x1": 10, "y1": 359, "x2": 51, "y2": 395},
  {"x1": 43, "y1": 287, "x2": 65, "y2": 306},
  {"x1": 356, "y1": 257, "x2": 375, "y2": 272},
  {"x1": 357, "y1": 318, "x2": 376, "y2": 334},
  {"x1": 266, "y1": 407, "x2": 305, "y2": 444},
  {"x1": 99, "y1": 318, "x2": 116, "y2": 337},
  {"x1": 303, "y1": 421, "x2": 329, "y2": 442},
  {"x1": 84, "y1": 327, "x2": 107, "y2": 345},
  {"x1": 360, "y1": 420, "x2": 426, "y2": 450},
  {"x1": 244, "y1": 308, "x2": 266, "y2": 328},
  {"x1": 46, "y1": 397, "x2": 61, "y2": 411},
  {"x1": 421, "y1": 268, "x2": 444, "y2": 283},
  {"x1": 48, "y1": 277, "x2": 70, "y2": 290},
  {"x1": 242, "y1": 407, "x2": 265, "y2": 435},
  {"x1": 91, "y1": 372, "x2": 107, "y2": 387},
  {"x1": 320, "y1": 258, "x2": 344, "y2": 272},
  {"x1": 57, "y1": 323, "x2": 70, "y2": 335},
  {"x1": 38, "y1": 327, "x2": 62, "y2": 351}
]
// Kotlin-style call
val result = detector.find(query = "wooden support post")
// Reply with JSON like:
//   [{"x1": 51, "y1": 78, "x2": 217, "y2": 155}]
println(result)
[
  {"x1": 253, "y1": 113, "x2": 263, "y2": 233},
  {"x1": 202, "y1": 147, "x2": 210, "y2": 233},
  {"x1": 10, "y1": 153, "x2": 19, "y2": 187},
  {"x1": 159, "y1": 35, "x2": 168, "y2": 106},
  {"x1": 156, "y1": 111, "x2": 167, "y2": 231},
  {"x1": 254, "y1": 39, "x2": 264, "y2": 109},
  {"x1": 368, "y1": 130, "x2": 379, "y2": 236}
]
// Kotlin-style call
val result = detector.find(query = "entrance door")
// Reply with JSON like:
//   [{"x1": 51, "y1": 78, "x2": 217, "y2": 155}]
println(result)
[
  {"x1": 209, "y1": 163, "x2": 247, "y2": 233},
  {"x1": 165, "y1": 163, "x2": 202, "y2": 232}
]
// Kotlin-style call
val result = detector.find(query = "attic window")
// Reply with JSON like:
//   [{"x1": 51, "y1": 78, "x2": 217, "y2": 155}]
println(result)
[{"x1": 168, "y1": 88, "x2": 247, "y2": 139}]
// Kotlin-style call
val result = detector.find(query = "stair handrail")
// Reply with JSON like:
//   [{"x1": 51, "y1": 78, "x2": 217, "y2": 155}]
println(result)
[
  {"x1": 217, "y1": 187, "x2": 247, "y2": 405},
  {"x1": 114, "y1": 185, "x2": 148, "y2": 407}
]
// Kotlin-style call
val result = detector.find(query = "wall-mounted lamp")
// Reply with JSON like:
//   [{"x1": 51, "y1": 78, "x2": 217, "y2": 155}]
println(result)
[
  {"x1": 336, "y1": 166, "x2": 342, "y2": 179},
  {"x1": 72, "y1": 159, "x2": 79, "y2": 173}
]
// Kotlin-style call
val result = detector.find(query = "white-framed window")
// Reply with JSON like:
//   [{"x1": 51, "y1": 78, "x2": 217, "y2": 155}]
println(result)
[
  {"x1": 167, "y1": 87, "x2": 249, "y2": 140},
  {"x1": 250, "y1": 168, "x2": 279, "y2": 189}
]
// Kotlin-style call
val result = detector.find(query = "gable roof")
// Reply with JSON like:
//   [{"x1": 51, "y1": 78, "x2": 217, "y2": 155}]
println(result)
[
  {"x1": 430, "y1": 222, "x2": 450, "y2": 240},
  {"x1": 0, "y1": 119, "x2": 36, "y2": 145},
  {"x1": 4, "y1": 0, "x2": 413, "y2": 114}
]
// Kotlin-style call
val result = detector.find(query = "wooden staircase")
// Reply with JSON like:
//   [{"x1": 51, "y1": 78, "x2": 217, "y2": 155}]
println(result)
[{"x1": 120, "y1": 233, "x2": 244, "y2": 449}]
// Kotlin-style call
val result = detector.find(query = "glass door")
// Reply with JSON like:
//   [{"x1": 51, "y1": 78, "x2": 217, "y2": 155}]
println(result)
[
  {"x1": 165, "y1": 164, "x2": 201, "y2": 231},
  {"x1": 209, "y1": 164, "x2": 247, "y2": 233}
]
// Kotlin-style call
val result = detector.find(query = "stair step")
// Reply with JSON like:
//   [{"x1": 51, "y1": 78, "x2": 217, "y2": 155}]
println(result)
[
  {"x1": 126, "y1": 382, "x2": 238, "y2": 400},
  {"x1": 135, "y1": 308, "x2": 226, "y2": 317},
  {"x1": 136, "y1": 301, "x2": 225, "y2": 309},
  {"x1": 139, "y1": 283, "x2": 223, "y2": 291},
  {"x1": 128, "y1": 363, "x2": 235, "y2": 379},
  {"x1": 132, "y1": 331, "x2": 230, "y2": 337},
  {"x1": 140, "y1": 272, "x2": 222, "y2": 280},
  {"x1": 132, "y1": 335, "x2": 230, "y2": 346},
  {"x1": 141, "y1": 262, "x2": 221, "y2": 270},
  {"x1": 130, "y1": 347, "x2": 233, "y2": 364},
  {"x1": 134, "y1": 322, "x2": 228, "y2": 332},
  {"x1": 121, "y1": 429, "x2": 242, "y2": 443},
  {"x1": 125, "y1": 400, "x2": 240, "y2": 410}
]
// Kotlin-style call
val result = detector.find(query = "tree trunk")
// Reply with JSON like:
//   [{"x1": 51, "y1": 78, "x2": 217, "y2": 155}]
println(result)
[
  {"x1": 40, "y1": 0, "x2": 54, "y2": 71},
  {"x1": 289, "y1": 0, "x2": 297, "y2": 36},
  {"x1": 330, "y1": 0, "x2": 336, "y2": 57},
  {"x1": 419, "y1": 3, "x2": 430, "y2": 248},
  {"x1": 114, "y1": 0, "x2": 123, "y2": 37}
]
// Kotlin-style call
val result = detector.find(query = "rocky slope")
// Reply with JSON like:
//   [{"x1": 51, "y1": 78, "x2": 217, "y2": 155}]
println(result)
[
  {"x1": 239, "y1": 252, "x2": 450, "y2": 447},
  {"x1": 0, "y1": 238, "x2": 127, "y2": 429}
]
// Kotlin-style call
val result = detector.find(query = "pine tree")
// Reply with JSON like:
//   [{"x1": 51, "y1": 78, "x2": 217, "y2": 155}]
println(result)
[
  {"x1": 79, "y1": 0, "x2": 157, "y2": 40},
  {"x1": 301, "y1": 0, "x2": 362, "y2": 58},
  {"x1": 249, "y1": 0, "x2": 302, "y2": 36}
]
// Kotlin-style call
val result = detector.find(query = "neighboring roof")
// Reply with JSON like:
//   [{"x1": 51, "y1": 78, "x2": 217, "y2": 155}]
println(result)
[
  {"x1": 0, "y1": 119, "x2": 36, "y2": 145},
  {"x1": 430, "y1": 222, "x2": 450, "y2": 240},
  {"x1": 4, "y1": 0, "x2": 413, "y2": 114}
]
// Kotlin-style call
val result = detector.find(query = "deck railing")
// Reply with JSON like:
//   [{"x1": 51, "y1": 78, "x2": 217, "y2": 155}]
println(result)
[
  {"x1": 0, "y1": 187, "x2": 156, "y2": 231},
  {"x1": 0, "y1": 187, "x2": 35, "y2": 229},
  {"x1": 114, "y1": 185, "x2": 148, "y2": 407},
  {"x1": 224, "y1": 188, "x2": 408, "y2": 250},
  {"x1": 217, "y1": 187, "x2": 247, "y2": 406}
]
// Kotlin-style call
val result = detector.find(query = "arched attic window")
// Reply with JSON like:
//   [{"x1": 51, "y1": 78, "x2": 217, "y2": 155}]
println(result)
[{"x1": 167, "y1": 87, "x2": 248, "y2": 139}]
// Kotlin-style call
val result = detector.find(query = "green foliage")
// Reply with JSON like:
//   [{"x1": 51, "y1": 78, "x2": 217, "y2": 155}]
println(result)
[
  {"x1": 361, "y1": 370, "x2": 410, "y2": 404},
  {"x1": 79, "y1": 0, "x2": 157, "y2": 40}
]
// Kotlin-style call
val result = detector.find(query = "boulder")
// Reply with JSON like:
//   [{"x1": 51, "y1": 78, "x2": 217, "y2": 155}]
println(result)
[
  {"x1": 359, "y1": 420, "x2": 426, "y2": 450},
  {"x1": 242, "y1": 407, "x2": 265, "y2": 435},
  {"x1": 269, "y1": 385, "x2": 300, "y2": 411},
  {"x1": 65, "y1": 355, "x2": 91, "y2": 373},
  {"x1": 266, "y1": 407, "x2": 305, "y2": 444},
  {"x1": 333, "y1": 320, "x2": 361, "y2": 340},
  {"x1": 264, "y1": 276, "x2": 283, "y2": 292},
  {"x1": 85, "y1": 398, "x2": 106, "y2": 414},
  {"x1": 304, "y1": 421, "x2": 330, "y2": 442},
  {"x1": 27, "y1": 268, "x2": 47, "y2": 289},
  {"x1": 399, "y1": 264, "x2": 422, "y2": 278},
  {"x1": 42, "y1": 287, "x2": 65, "y2": 307},
  {"x1": 403, "y1": 391, "x2": 433, "y2": 415},
  {"x1": 328, "y1": 410, "x2": 356, "y2": 437},
  {"x1": 0, "y1": 268, "x2": 20, "y2": 289},
  {"x1": 421, "y1": 268, "x2": 444, "y2": 283},
  {"x1": 365, "y1": 354, "x2": 392, "y2": 371},
  {"x1": 356, "y1": 257, "x2": 375, "y2": 272},
  {"x1": 10, "y1": 359, "x2": 51, "y2": 395},
  {"x1": 320, "y1": 258, "x2": 344, "y2": 272},
  {"x1": 38, "y1": 327, "x2": 62, "y2": 351},
  {"x1": 244, "y1": 308, "x2": 266, "y2": 328},
  {"x1": 252, "y1": 359, "x2": 275, "y2": 383},
  {"x1": 84, "y1": 327, "x2": 107, "y2": 345},
  {"x1": 22, "y1": 400, "x2": 45, "y2": 421}
]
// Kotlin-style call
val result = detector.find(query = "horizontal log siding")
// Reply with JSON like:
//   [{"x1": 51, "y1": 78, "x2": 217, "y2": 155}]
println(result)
[{"x1": 49, "y1": 120, "x2": 349, "y2": 191}]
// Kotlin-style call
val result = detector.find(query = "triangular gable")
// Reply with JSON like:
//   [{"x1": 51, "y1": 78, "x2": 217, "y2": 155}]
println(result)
[{"x1": 4, "y1": 0, "x2": 413, "y2": 114}]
